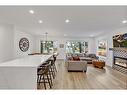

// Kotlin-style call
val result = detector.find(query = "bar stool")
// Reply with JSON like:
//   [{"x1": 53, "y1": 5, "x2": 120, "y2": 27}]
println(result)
[
  {"x1": 48, "y1": 56, "x2": 57, "y2": 79},
  {"x1": 37, "y1": 61, "x2": 53, "y2": 89},
  {"x1": 41, "y1": 61, "x2": 53, "y2": 85},
  {"x1": 53, "y1": 55, "x2": 57, "y2": 72},
  {"x1": 48, "y1": 59, "x2": 56, "y2": 79},
  {"x1": 39, "y1": 61, "x2": 54, "y2": 81}
]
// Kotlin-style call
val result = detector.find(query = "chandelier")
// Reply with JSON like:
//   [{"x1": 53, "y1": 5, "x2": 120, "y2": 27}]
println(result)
[
  {"x1": 44, "y1": 32, "x2": 48, "y2": 54},
  {"x1": 45, "y1": 32, "x2": 48, "y2": 42}
]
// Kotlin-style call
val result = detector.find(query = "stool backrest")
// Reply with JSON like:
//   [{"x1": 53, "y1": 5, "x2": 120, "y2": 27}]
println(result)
[
  {"x1": 53, "y1": 55, "x2": 56, "y2": 62},
  {"x1": 42, "y1": 61, "x2": 52, "y2": 74}
]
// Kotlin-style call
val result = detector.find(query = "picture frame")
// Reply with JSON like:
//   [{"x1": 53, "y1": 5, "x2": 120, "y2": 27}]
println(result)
[{"x1": 97, "y1": 40, "x2": 107, "y2": 57}]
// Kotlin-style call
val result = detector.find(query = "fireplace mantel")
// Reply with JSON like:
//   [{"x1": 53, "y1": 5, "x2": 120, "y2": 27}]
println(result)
[{"x1": 109, "y1": 47, "x2": 127, "y2": 51}]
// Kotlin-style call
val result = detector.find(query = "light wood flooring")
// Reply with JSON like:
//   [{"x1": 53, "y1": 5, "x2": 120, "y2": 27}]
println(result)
[{"x1": 38, "y1": 60, "x2": 127, "y2": 89}]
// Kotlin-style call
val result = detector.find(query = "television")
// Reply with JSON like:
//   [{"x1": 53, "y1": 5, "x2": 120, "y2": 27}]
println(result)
[{"x1": 113, "y1": 33, "x2": 127, "y2": 47}]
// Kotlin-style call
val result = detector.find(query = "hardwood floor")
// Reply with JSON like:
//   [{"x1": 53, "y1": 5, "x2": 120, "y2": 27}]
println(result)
[{"x1": 38, "y1": 60, "x2": 127, "y2": 89}]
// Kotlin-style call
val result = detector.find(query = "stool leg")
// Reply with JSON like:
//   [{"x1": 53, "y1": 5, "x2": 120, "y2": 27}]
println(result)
[
  {"x1": 51, "y1": 60, "x2": 56, "y2": 75},
  {"x1": 37, "y1": 75, "x2": 39, "y2": 84},
  {"x1": 51, "y1": 66, "x2": 55, "y2": 79},
  {"x1": 53, "y1": 63, "x2": 57, "y2": 72},
  {"x1": 52, "y1": 65, "x2": 56, "y2": 76},
  {"x1": 52, "y1": 65, "x2": 56, "y2": 77},
  {"x1": 46, "y1": 74, "x2": 52, "y2": 89},
  {"x1": 38, "y1": 75, "x2": 42, "y2": 86},
  {"x1": 48, "y1": 71, "x2": 53, "y2": 86},
  {"x1": 43, "y1": 75, "x2": 47, "y2": 89}
]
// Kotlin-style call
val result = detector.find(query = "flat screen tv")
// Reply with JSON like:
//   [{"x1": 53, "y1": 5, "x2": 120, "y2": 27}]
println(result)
[{"x1": 113, "y1": 33, "x2": 127, "y2": 47}]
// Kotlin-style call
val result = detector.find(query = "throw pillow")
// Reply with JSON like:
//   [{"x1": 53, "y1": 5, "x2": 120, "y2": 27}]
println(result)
[{"x1": 73, "y1": 56, "x2": 80, "y2": 61}]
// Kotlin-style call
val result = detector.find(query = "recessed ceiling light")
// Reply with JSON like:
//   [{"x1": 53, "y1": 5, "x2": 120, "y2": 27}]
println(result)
[
  {"x1": 90, "y1": 35, "x2": 94, "y2": 37},
  {"x1": 65, "y1": 19, "x2": 70, "y2": 23},
  {"x1": 38, "y1": 20, "x2": 43, "y2": 23},
  {"x1": 122, "y1": 20, "x2": 127, "y2": 24},
  {"x1": 29, "y1": 10, "x2": 34, "y2": 14},
  {"x1": 64, "y1": 34, "x2": 67, "y2": 36}
]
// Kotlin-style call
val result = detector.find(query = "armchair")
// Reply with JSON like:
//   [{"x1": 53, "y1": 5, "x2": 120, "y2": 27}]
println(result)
[{"x1": 67, "y1": 60, "x2": 87, "y2": 72}]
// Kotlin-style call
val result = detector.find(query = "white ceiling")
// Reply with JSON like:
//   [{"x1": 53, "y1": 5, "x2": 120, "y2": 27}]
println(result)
[{"x1": 0, "y1": 6, "x2": 127, "y2": 37}]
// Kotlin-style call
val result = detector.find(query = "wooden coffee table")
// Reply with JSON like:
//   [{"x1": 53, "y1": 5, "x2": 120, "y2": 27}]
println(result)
[{"x1": 92, "y1": 60, "x2": 105, "y2": 69}]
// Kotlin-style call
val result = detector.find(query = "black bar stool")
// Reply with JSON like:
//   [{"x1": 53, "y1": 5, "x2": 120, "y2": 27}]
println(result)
[
  {"x1": 37, "y1": 61, "x2": 53, "y2": 89},
  {"x1": 48, "y1": 56, "x2": 57, "y2": 79}
]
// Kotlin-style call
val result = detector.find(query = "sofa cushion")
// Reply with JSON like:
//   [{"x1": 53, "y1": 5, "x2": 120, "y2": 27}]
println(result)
[
  {"x1": 84, "y1": 53, "x2": 88, "y2": 57},
  {"x1": 88, "y1": 54, "x2": 98, "y2": 59},
  {"x1": 67, "y1": 56, "x2": 73, "y2": 60},
  {"x1": 77, "y1": 53, "x2": 84, "y2": 57}
]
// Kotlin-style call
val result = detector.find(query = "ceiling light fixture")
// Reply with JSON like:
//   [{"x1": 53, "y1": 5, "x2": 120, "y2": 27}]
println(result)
[
  {"x1": 122, "y1": 20, "x2": 127, "y2": 24},
  {"x1": 90, "y1": 35, "x2": 94, "y2": 37},
  {"x1": 64, "y1": 34, "x2": 67, "y2": 36},
  {"x1": 38, "y1": 20, "x2": 43, "y2": 23},
  {"x1": 29, "y1": 10, "x2": 34, "y2": 14},
  {"x1": 65, "y1": 19, "x2": 70, "y2": 23}
]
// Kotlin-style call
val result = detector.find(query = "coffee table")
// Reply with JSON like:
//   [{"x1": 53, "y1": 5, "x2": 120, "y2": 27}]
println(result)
[{"x1": 92, "y1": 60, "x2": 105, "y2": 69}]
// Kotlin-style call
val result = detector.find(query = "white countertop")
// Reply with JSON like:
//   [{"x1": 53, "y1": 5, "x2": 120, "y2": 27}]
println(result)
[{"x1": 0, "y1": 54, "x2": 52, "y2": 67}]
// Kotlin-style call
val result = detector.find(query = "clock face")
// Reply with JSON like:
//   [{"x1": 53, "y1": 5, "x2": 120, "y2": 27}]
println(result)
[{"x1": 19, "y1": 38, "x2": 29, "y2": 52}]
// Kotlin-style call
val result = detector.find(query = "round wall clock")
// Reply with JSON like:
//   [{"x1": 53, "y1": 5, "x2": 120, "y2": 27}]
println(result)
[{"x1": 19, "y1": 37, "x2": 29, "y2": 52}]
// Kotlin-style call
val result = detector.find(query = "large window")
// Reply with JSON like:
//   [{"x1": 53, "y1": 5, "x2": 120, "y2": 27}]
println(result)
[
  {"x1": 40, "y1": 41, "x2": 58, "y2": 54},
  {"x1": 66, "y1": 41, "x2": 88, "y2": 54},
  {"x1": 41, "y1": 41, "x2": 54, "y2": 53}
]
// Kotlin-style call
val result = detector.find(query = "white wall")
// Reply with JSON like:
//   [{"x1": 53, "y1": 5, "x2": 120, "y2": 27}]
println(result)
[
  {"x1": 89, "y1": 37, "x2": 96, "y2": 53},
  {"x1": 0, "y1": 24, "x2": 36, "y2": 63},
  {"x1": 35, "y1": 36, "x2": 96, "y2": 59},
  {"x1": 14, "y1": 27, "x2": 36, "y2": 58},
  {"x1": 0, "y1": 24, "x2": 14, "y2": 63},
  {"x1": 95, "y1": 27, "x2": 127, "y2": 67}
]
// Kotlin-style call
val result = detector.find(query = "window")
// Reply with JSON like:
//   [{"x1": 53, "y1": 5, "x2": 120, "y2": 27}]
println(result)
[
  {"x1": 41, "y1": 41, "x2": 54, "y2": 53},
  {"x1": 66, "y1": 41, "x2": 88, "y2": 54}
]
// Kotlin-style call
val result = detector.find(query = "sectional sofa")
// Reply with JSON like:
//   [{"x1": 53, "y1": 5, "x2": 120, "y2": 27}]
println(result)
[{"x1": 66, "y1": 53, "x2": 98, "y2": 72}]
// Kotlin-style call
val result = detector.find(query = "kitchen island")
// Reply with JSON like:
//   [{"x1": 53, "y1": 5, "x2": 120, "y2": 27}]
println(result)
[{"x1": 0, "y1": 54, "x2": 52, "y2": 89}]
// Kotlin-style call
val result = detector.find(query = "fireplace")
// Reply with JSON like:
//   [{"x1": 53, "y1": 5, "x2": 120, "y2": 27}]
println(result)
[
  {"x1": 114, "y1": 57, "x2": 127, "y2": 68},
  {"x1": 112, "y1": 48, "x2": 127, "y2": 74}
]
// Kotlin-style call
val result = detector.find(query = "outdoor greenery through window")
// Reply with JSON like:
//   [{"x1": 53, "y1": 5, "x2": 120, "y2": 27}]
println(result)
[
  {"x1": 41, "y1": 41, "x2": 54, "y2": 53},
  {"x1": 66, "y1": 41, "x2": 88, "y2": 54}
]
